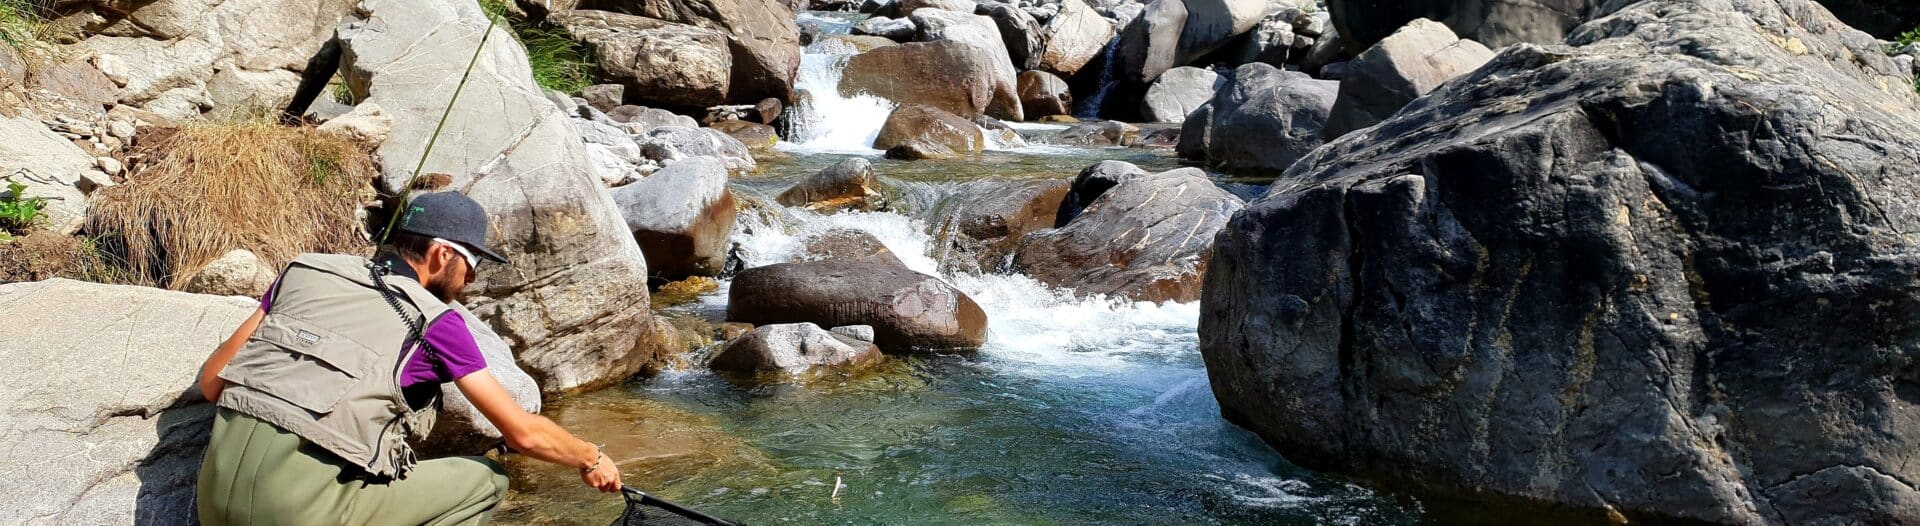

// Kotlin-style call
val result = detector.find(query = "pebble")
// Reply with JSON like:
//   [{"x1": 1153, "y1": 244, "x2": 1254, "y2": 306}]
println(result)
[
  {"x1": 109, "y1": 121, "x2": 136, "y2": 139},
  {"x1": 97, "y1": 157, "x2": 122, "y2": 175},
  {"x1": 77, "y1": 170, "x2": 115, "y2": 193}
]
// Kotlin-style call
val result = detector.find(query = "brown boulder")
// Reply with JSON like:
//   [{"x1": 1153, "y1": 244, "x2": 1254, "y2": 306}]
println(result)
[
  {"x1": 1017, "y1": 70, "x2": 1073, "y2": 119},
  {"x1": 728, "y1": 259, "x2": 988, "y2": 353},
  {"x1": 776, "y1": 157, "x2": 888, "y2": 212},
  {"x1": 873, "y1": 104, "x2": 983, "y2": 160},
  {"x1": 709, "y1": 119, "x2": 779, "y2": 154},
  {"x1": 578, "y1": 0, "x2": 801, "y2": 103},
  {"x1": 930, "y1": 179, "x2": 1070, "y2": 274},
  {"x1": 841, "y1": 39, "x2": 1016, "y2": 120},
  {"x1": 611, "y1": 157, "x2": 737, "y2": 279}
]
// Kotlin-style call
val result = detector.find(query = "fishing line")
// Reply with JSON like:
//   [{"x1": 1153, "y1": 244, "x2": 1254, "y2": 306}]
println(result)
[{"x1": 377, "y1": 10, "x2": 500, "y2": 244}]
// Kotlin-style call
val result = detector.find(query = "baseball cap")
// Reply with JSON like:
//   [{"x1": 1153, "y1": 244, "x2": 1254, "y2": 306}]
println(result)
[{"x1": 392, "y1": 191, "x2": 509, "y2": 264}]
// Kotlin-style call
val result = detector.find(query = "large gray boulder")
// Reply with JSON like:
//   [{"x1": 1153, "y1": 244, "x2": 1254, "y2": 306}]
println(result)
[
  {"x1": 0, "y1": 280, "x2": 254, "y2": 525},
  {"x1": 708, "y1": 322, "x2": 883, "y2": 375},
  {"x1": 0, "y1": 115, "x2": 96, "y2": 235},
  {"x1": 909, "y1": 9, "x2": 1025, "y2": 121},
  {"x1": 341, "y1": 0, "x2": 672, "y2": 395},
  {"x1": 843, "y1": 39, "x2": 1017, "y2": 120},
  {"x1": 1139, "y1": 66, "x2": 1220, "y2": 123},
  {"x1": 638, "y1": 126, "x2": 757, "y2": 174},
  {"x1": 1324, "y1": 18, "x2": 1493, "y2": 139},
  {"x1": 1037, "y1": 0, "x2": 1116, "y2": 77},
  {"x1": 1183, "y1": 64, "x2": 1338, "y2": 176},
  {"x1": 729, "y1": 259, "x2": 989, "y2": 353},
  {"x1": 1013, "y1": 166, "x2": 1241, "y2": 303},
  {"x1": 1328, "y1": 0, "x2": 1601, "y2": 52},
  {"x1": 1116, "y1": 0, "x2": 1267, "y2": 84},
  {"x1": 982, "y1": 2, "x2": 1045, "y2": 71},
  {"x1": 74, "y1": 0, "x2": 357, "y2": 119},
  {"x1": 612, "y1": 157, "x2": 737, "y2": 280},
  {"x1": 1202, "y1": 0, "x2": 1920, "y2": 523},
  {"x1": 578, "y1": 0, "x2": 801, "y2": 103},
  {"x1": 554, "y1": 10, "x2": 733, "y2": 109}
]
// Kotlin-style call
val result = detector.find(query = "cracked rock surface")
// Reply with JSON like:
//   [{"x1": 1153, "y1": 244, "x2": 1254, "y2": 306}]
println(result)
[{"x1": 1201, "y1": 0, "x2": 1920, "y2": 523}]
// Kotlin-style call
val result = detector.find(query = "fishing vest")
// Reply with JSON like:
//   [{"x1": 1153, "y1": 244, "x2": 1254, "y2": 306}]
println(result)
[{"x1": 217, "y1": 253, "x2": 451, "y2": 480}]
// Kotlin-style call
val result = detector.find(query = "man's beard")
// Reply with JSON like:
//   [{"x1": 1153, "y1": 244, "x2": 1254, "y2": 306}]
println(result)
[{"x1": 425, "y1": 272, "x2": 461, "y2": 303}]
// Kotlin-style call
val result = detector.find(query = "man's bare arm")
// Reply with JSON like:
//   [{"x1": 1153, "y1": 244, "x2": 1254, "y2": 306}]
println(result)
[{"x1": 197, "y1": 308, "x2": 265, "y2": 402}]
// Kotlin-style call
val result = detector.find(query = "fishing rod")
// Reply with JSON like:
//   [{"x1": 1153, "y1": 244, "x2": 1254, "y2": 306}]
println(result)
[{"x1": 375, "y1": 10, "x2": 500, "y2": 244}]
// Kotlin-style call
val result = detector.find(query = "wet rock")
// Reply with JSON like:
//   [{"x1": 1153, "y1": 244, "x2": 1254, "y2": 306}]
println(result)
[
  {"x1": 909, "y1": 9, "x2": 1024, "y2": 121},
  {"x1": 1324, "y1": 19, "x2": 1492, "y2": 139},
  {"x1": 798, "y1": 228, "x2": 903, "y2": 265},
  {"x1": 709, "y1": 119, "x2": 779, "y2": 154},
  {"x1": 581, "y1": 83, "x2": 625, "y2": 113},
  {"x1": 1328, "y1": 0, "x2": 1598, "y2": 51},
  {"x1": 639, "y1": 126, "x2": 757, "y2": 174},
  {"x1": 556, "y1": 10, "x2": 733, "y2": 109},
  {"x1": 708, "y1": 322, "x2": 884, "y2": 375},
  {"x1": 982, "y1": 3, "x2": 1045, "y2": 71},
  {"x1": 824, "y1": 34, "x2": 901, "y2": 52},
  {"x1": 1038, "y1": 0, "x2": 1116, "y2": 77},
  {"x1": 854, "y1": 15, "x2": 918, "y2": 41},
  {"x1": 1140, "y1": 66, "x2": 1221, "y2": 123},
  {"x1": 342, "y1": 0, "x2": 671, "y2": 395},
  {"x1": 577, "y1": 0, "x2": 801, "y2": 103},
  {"x1": 729, "y1": 259, "x2": 989, "y2": 352},
  {"x1": 1017, "y1": 70, "x2": 1073, "y2": 119},
  {"x1": 181, "y1": 249, "x2": 277, "y2": 297},
  {"x1": 1183, "y1": 64, "x2": 1337, "y2": 176},
  {"x1": 874, "y1": 104, "x2": 984, "y2": 160},
  {"x1": 778, "y1": 157, "x2": 888, "y2": 212},
  {"x1": 842, "y1": 39, "x2": 1018, "y2": 120},
  {"x1": 1014, "y1": 166, "x2": 1242, "y2": 303},
  {"x1": 0, "y1": 115, "x2": 94, "y2": 235},
  {"x1": 1052, "y1": 120, "x2": 1138, "y2": 147},
  {"x1": 1203, "y1": 1, "x2": 1920, "y2": 522},
  {"x1": 1054, "y1": 160, "x2": 1149, "y2": 227},
  {"x1": 1135, "y1": 126, "x2": 1180, "y2": 148},
  {"x1": 612, "y1": 157, "x2": 737, "y2": 280},
  {"x1": 930, "y1": 179, "x2": 1071, "y2": 273},
  {"x1": 0, "y1": 280, "x2": 256, "y2": 525}
]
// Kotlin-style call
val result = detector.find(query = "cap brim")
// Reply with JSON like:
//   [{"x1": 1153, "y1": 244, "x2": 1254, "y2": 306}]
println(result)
[{"x1": 472, "y1": 244, "x2": 510, "y2": 264}]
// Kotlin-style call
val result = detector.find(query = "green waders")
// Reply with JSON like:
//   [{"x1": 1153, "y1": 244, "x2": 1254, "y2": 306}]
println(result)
[{"x1": 198, "y1": 408, "x2": 510, "y2": 526}]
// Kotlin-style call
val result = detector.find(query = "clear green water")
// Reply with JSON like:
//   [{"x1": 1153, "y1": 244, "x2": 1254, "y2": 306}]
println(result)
[{"x1": 493, "y1": 149, "x2": 1426, "y2": 525}]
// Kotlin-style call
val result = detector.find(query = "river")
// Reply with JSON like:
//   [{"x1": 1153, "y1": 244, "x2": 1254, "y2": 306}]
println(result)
[{"x1": 493, "y1": 12, "x2": 1427, "y2": 525}]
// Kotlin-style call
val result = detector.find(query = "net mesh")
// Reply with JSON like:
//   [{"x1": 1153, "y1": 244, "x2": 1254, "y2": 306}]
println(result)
[{"x1": 612, "y1": 492, "x2": 730, "y2": 526}]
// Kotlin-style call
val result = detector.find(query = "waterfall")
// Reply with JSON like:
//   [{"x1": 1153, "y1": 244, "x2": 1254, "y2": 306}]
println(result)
[
  {"x1": 781, "y1": 38, "x2": 897, "y2": 154},
  {"x1": 1072, "y1": 39, "x2": 1123, "y2": 119}
]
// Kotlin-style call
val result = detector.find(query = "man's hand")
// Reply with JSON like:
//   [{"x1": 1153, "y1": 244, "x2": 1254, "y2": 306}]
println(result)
[{"x1": 581, "y1": 451, "x2": 622, "y2": 493}]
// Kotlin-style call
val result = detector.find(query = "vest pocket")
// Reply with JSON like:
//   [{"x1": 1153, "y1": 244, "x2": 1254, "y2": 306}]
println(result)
[{"x1": 222, "y1": 315, "x2": 382, "y2": 414}]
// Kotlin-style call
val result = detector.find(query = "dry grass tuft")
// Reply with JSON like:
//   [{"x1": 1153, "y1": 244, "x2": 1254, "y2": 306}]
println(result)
[
  {"x1": 0, "y1": 233, "x2": 135, "y2": 284},
  {"x1": 85, "y1": 118, "x2": 378, "y2": 288}
]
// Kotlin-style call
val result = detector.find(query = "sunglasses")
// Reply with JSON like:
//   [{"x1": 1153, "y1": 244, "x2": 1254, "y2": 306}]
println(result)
[{"x1": 432, "y1": 238, "x2": 481, "y2": 270}]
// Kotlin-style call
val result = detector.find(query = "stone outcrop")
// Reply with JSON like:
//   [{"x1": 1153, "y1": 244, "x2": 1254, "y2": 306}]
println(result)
[
  {"x1": 1180, "y1": 63, "x2": 1337, "y2": 176},
  {"x1": 340, "y1": 0, "x2": 670, "y2": 395},
  {"x1": 841, "y1": 39, "x2": 1019, "y2": 121},
  {"x1": 1328, "y1": 0, "x2": 1599, "y2": 51},
  {"x1": 612, "y1": 157, "x2": 737, "y2": 280},
  {"x1": 1013, "y1": 165, "x2": 1241, "y2": 303},
  {"x1": 554, "y1": 10, "x2": 733, "y2": 109},
  {"x1": 577, "y1": 0, "x2": 802, "y2": 103},
  {"x1": 708, "y1": 322, "x2": 883, "y2": 375},
  {"x1": 729, "y1": 259, "x2": 988, "y2": 353},
  {"x1": 874, "y1": 104, "x2": 984, "y2": 160},
  {"x1": 1202, "y1": 0, "x2": 1920, "y2": 523},
  {"x1": 1139, "y1": 66, "x2": 1220, "y2": 123},
  {"x1": 1324, "y1": 19, "x2": 1493, "y2": 139},
  {"x1": 1017, "y1": 70, "x2": 1073, "y2": 119},
  {"x1": 778, "y1": 157, "x2": 888, "y2": 212}
]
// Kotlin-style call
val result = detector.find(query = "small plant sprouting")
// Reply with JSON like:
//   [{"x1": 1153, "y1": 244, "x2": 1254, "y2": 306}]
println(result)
[{"x1": 0, "y1": 181, "x2": 49, "y2": 236}]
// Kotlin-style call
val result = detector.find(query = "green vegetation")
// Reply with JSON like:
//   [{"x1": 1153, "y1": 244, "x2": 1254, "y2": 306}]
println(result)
[
  {"x1": 0, "y1": 181, "x2": 47, "y2": 238},
  {"x1": 0, "y1": 0, "x2": 74, "y2": 59},
  {"x1": 1893, "y1": 27, "x2": 1920, "y2": 53},
  {"x1": 476, "y1": 0, "x2": 596, "y2": 95}
]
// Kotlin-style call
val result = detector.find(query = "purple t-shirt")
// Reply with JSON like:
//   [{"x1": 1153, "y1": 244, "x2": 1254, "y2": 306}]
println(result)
[{"x1": 261, "y1": 278, "x2": 488, "y2": 388}]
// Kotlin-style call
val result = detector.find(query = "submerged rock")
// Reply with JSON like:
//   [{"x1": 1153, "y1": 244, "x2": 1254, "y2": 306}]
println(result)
[
  {"x1": 1203, "y1": 0, "x2": 1920, "y2": 522},
  {"x1": 1324, "y1": 19, "x2": 1492, "y2": 140},
  {"x1": 708, "y1": 322, "x2": 884, "y2": 375},
  {"x1": 778, "y1": 157, "x2": 888, "y2": 212},
  {"x1": 612, "y1": 157, "x2": 737, "y2": 280},
  {"x1": 729, "y1": 259, "x2": 988, "y2": 353},
  {"x1": 1014, "y1": 166, "x2": 1242, "y2": 303},
  {"x1": 874, "y1": 104, "x2": 984, "y2": 160}
]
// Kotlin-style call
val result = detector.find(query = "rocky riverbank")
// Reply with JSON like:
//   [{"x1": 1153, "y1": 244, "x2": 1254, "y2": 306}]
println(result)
[{"x1": 2, "y1": 0, "x2": 1918, "y2": 523}]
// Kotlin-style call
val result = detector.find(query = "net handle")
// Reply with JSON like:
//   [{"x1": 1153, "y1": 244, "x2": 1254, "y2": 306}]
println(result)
[{"x1": 620, "y1": 485, "x2": 738, "y2": 526}]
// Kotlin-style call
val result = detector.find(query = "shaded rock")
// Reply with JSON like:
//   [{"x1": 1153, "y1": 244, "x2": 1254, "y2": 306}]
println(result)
[
  {"x1": 1139, "y1": 65, "x2": 1220, "y2": 123},
  {"x1": 1814, "y1": 0, "x2": 1920, "y2": 39},
  {"x1": 1186, "y1": 63, "x2": 1337, "y2": 176},
  {"x1": 1328, "y1": 0, "x2": 1599, "y2": 51},
  {"x1": 578, "y1": 0, "x2": 801, "y2": 103},
  {"x1": 1038, "y1": 0, "x2": 1116, "y2": 76},
  {"x1": 709, "y1": 322, "x2": 883, "y2": 375},
  {"x1": 1202, "y1": 1, "x2": 1920, "y2": 522},
  {"x1": 909, "y1": 9, "x2": 1024, "y2": 121},
  {"x1": 1136, "y1": 126, "x2": 1180, "y2": 147},
  {"x1": 929, "y1": 179, "x2": 1071, "y2": 273},
  {"x1": 982, "y1": 2, "x2": 1045, "y2": 71},
  {"x1": 555, "y1": 10, "x2": 733, "y2": 109},
  {"x1": 181, "y1": 249, "x2": 277, "y2": 297},
  {"x1": 1052, "y1": 120, "x2": 1138, "y2": 147},
  {"x1": 1175, "y1": 102, "x2": 1212, "y2": 159},
  {"x1": 1116, "y1": 0, "x2": 1267, "y2": 84},
  {"x1": 1014, "y1": 167, "x2": 1242, "y2": 302},
  {"x1": 0, "y1": 279, "x2": 255, "y2": 525},
  {"x1": 842, "y1": 39, "x2": 1017, "y2": 120},
  {"x1": 1324, "y1": 18, "x2": 1492, "y2": 139},
  {"x1": 778, "y1": 157, "x2": 888, "y2": 212},
  {"x1": 0, "y1": 115, "x2": 94, "y2": 234},
  {"x1": 854, "y1": 16, "x2": 918, "y2": 41},
  {"x1": 582, "y1": 83, "x2": 625, "y2": 112},
  {"x1": 1053, "y1": 160, "x2": 1149, "y2": 227},
  {"x1": 728, "y1": 259, "x2": 988, "y2": 352},
  {"x1": 1017, "y1": 70, "x2": 1073, "y2": 119},
  {"x1": 612, "y1": 157, "x2": 737, "y2": 279},
  {"x1": 873, "y1": 104, "x2": 983, "y2": 160},
  {"x1": 421, "y1": 302, "x2": 543, "y2": 456},
  {"x1": 709, "y1": 119, "x2": 780, "y2": 154},
  {"x1": 341, "y1": 0, "x2": 671, "y2": 395},
  {"x1": 639, "y1": 126, "x2": 757, "y2": 174}
]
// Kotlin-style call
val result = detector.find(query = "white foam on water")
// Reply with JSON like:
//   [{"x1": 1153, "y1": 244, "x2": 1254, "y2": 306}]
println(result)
[
  {"x1": 783, "y1": 41, "x2": 896, "y2": 155},
  {"x1": 730, "y1": 208, "x2": 941, "y2": 276}
]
